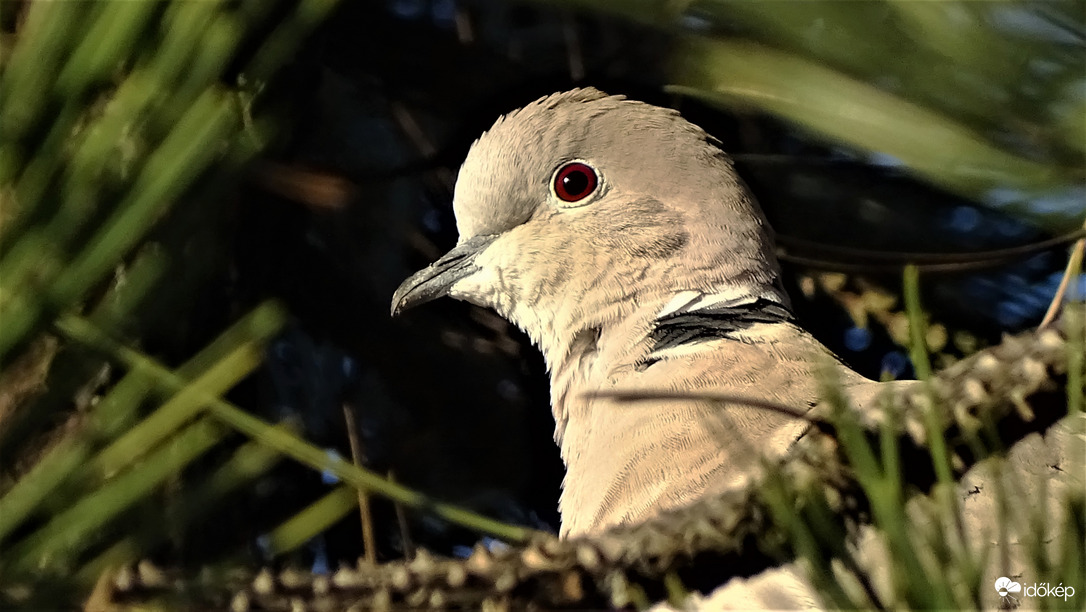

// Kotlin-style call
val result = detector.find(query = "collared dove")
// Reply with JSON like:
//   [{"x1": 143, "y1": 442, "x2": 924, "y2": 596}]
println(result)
[{"x1": 392, "y1": 88, "x2": 1082, "y2": 609}]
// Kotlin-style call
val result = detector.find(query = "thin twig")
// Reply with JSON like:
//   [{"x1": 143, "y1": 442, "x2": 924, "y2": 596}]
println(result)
[
  {"x1": 453, "y1": 4, "x2": 473, "y2": 44},
  {"x1": 779, "y1": 227, "x2": 1086, "y2": 264},
  {"x1": 562, "y1": 12, "x2": 584, "y2": 81},
  {"x1": 388, "y1": 470, "x2": 415, "y2": 560},
  {"x1": 1040, "y1": 218, "x2": 1086, "y2": 329},
  {"x1": 389, "y1": 103, "x2": 456, "y2": 191},
  {"x1": 342, "y1": 402, "x2": 376, "y2": 566}
]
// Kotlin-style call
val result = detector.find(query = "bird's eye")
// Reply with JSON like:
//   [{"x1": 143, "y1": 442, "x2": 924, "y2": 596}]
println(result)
[{"x1": 553, "y1": 162, "x2": 598, "y2": 203}]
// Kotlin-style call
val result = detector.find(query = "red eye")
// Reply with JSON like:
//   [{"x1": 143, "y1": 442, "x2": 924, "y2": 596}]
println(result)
[{"x1": 553, "y1": 162, "x2": 598, "y2": 203}]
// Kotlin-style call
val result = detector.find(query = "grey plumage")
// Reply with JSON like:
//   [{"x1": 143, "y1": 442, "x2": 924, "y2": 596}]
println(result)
[
  {"x1": 393, "y1": 88, "x2": 875, "y2": 536},
  {"x1": 392, "y1": 88, "x2": 1082, "y2": 608}
]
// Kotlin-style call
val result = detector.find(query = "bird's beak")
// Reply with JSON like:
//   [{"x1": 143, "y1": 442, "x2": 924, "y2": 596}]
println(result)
[{"x1": 391, "y1": 234, "x2": 497, "y2": 316}]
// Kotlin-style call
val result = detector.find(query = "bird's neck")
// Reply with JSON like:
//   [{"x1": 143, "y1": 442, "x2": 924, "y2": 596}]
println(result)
[
  {"x1": 548, "y1": 313, "x2": 848, "y2": 537},
  {"x1": 538, "y1": 287, "x2": 792, "y2": 443}
]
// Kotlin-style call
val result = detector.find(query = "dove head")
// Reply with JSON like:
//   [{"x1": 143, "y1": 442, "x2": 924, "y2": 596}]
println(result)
[{"x1": 392, "y1": 88, "x2": 788, "y2": 363}]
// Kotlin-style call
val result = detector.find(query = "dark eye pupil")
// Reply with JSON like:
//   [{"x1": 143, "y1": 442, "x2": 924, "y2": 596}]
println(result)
[
  {"x1": 554, "y1": 162, "x2": 598, "y2": 202},
  {"x1": 562, "y1": 171, "x2": 589, "y2": 195}
]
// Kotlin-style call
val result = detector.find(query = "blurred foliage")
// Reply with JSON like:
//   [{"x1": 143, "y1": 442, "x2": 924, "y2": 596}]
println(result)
[
  {"x1": 0, "y1": 0, "x2": 1083, "y2": 609},
  {"x1": 0, "y1": 0, "x2": 343, "y2": 606},
  {"x1": 0, "y1": 1, "x2": 542, "y2": 606},
  {"x1": 557, "y1": 0, "x2": 1085, "y2": 233}
]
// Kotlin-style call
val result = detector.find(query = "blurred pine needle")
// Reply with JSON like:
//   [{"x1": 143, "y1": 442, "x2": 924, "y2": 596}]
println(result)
[{"x1": 1, "y1": 0, "x2": 1083, "y2": 609}]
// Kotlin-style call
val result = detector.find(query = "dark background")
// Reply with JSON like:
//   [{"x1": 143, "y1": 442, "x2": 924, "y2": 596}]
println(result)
[{"x1": 223, "y1": 0, "x2": 1083, "y2": 569}]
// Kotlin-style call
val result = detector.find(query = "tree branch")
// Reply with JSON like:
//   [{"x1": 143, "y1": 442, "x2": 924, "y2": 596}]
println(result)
[{"x1": 106, "y1": 323, "x2": 1081, "y2": 610}]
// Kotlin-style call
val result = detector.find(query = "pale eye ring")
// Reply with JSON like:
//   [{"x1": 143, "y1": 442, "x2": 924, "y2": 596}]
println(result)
[{"x1": 552, "y1": 161, "x2": 598, "y2": 203}]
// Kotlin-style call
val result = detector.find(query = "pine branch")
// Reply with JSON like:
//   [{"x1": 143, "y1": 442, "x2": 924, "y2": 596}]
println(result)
[{"x1": 104, "y1": 321, "x2": 1081, "y2": 610}]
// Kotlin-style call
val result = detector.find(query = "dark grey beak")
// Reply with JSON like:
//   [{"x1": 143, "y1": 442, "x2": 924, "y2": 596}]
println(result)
[{"x1": 391, "y1": 234, "x2": 496, "y2": 316}]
